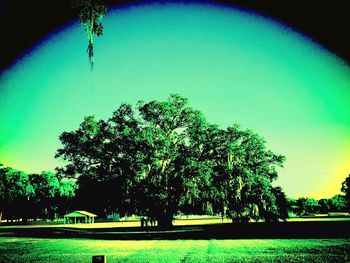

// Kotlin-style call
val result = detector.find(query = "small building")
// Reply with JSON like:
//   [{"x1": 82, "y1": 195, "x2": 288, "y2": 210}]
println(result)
[{"x1": 64, "y1": 211, "x2": 97, "y2": 224}]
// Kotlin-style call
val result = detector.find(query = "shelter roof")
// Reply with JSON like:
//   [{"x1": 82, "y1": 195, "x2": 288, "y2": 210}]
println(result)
[{"x1": 64, "y1": 211, "x2": 97, "y2": 217}]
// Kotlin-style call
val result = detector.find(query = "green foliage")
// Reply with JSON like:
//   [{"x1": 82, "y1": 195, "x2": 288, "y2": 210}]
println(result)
[
  {"x1": 135, "y1": 95, "x2": 200, "y2": 225},
  {"x1": 0, "y1": 164, "x2": 76, "y2": 221},
  {"x1": 59, "y1": 179, "x2": 77, "y2": 198},
  {"x1": 318, "y1": 198, "x2": 331, "y2": 214},
  {"x1": 290, "y1": 194, "x2": 347, "y2": 215},
  {"x1": 30, "y1": 172, "x2": 60, "y2": 200},
  {"x1": 56, "y1": 106, "x2": 140, "y2": 216},
  {"x1": 56, "y1": 94, "x2": 286, "y2": 225},
  {"x1": 29, "y1": 172, "x2": 77, "y2": 219},
  {"x1": 341, "y1": 174, "x2": 350, "y2": 208},
  {"x1": 294, "y1": 197, "x2": 319, "y2": 216},
  {"x1": 329, "y1": 194, "x2": 347, "y2": 211},
  {"x1": 201, "y1": 125, "x2": 286, "y2": 222},
  {"x1": 0, "y1": 165, "x2": 33, "y2": 221},
  {"x1": 269, "y1": 186, "x2": 289, "y2": 221},
  {"x1": 71, "y1": 0, "x2": 107, "y2": 69}
]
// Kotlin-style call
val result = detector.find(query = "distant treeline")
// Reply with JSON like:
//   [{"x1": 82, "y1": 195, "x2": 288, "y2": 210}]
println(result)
[
  {"x1": 288, "y1": 195, "x2": 348, "y2": 216},
  {"x1": 1, "y1": 162, "x2": 348, "y2": 223},
  {"x1": 0, "y1": 164, "x2": 76, "y2": 222}
]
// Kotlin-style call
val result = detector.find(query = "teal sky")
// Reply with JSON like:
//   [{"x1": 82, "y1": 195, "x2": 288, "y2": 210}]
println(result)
[{"x1": 0, "y1": 3, "x2": 349, "y2": 199}]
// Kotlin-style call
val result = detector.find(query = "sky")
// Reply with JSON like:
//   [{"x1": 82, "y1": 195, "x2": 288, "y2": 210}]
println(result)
[
  {"x1": 1, "y1": 1, "x2": 349, "y2": 70},
  {"x1": 0, "y1": 3, "x2": 349, "y2": 199}
]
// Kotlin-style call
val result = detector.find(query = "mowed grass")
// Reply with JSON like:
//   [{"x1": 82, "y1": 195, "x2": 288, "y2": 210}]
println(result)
[
  {"x1": 0, "y1": 237, "x2": 349, "y2": 262},
  {"x1": 3, "y1": 217, "x2": 349, "y2": 230}
]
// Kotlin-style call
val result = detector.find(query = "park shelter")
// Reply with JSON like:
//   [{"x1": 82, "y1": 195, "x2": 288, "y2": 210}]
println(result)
[{"x1": 64, "y1": 211, "x2": 97, "y2": 224}]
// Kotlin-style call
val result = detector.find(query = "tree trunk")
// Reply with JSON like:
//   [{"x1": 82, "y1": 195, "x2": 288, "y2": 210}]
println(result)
[{"x1": 157, "y1": 214, "x2": 173, "y2": 228}]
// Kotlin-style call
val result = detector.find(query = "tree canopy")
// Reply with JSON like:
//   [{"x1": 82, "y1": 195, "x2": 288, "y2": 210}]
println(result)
[
  {"x1": 56, "y1": 94, "x2": 287, "y2": 226},
  {"x1": 0, "y1": 164, "x2": 76, "y2": 222},
  {"x1": 341, "y1": 174, "x2": 350, "y2": 209},
  {"x1": 2, "y1": 97, "x2": 349, "y2": 225}
]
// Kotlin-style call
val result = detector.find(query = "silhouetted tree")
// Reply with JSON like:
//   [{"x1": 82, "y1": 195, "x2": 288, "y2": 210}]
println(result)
[
  {"x1": 210, "y1": 126, "x2": 285, "y2": 222},
  {"x1": 0, "y1": 165, "x2": 34, "y2": 222},
  {"x1": 318, "y1": 198, "x2": 331, "y2": 214},
  {"x1": 341, "y1": 174, "x2": 350, "y2": 209},
  {"x1": 184, "y1": 118, "x2": 221, "y2": 216},
  {"x1": 270, "y1": 186, "x2": 289, "y2": 221},
  {"x1": 29, "y1": 172, "x2": 77, "y2": 220},
  {"x1": 29, "y1": 172, "x2": 61, "y2": 219},
  {"x1": 0, "y1": 164, "x2": 10, "y2": 222},
  {"x1": 56, "y1": 115, "x2": 132, "y2": 217},
  {"x1": 0, "y1": 164, "x2": 76, "y2": 222},
  {"x1": 329, "y1": 194, "x2": 347, "y2": 212},
  {"x1": 294, "y1": 197, "x2": 319, "y2": 216},
  {"x1": 133, "y1": 95, "x2": 200, "y2": 226},
  {"x1": 56, "y1": 94, "x2": 286, "y2": 226}
]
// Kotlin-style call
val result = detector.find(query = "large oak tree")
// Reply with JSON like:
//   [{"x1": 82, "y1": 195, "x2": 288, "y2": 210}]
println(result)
[{"x1": 56, "y1": 94, "x2": 286, "y2": 226}]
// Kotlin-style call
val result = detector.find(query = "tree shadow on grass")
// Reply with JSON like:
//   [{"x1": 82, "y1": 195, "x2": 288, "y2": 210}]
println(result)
[{"x1": 0, "y1": 221, "x2": 349, "y2": 240}]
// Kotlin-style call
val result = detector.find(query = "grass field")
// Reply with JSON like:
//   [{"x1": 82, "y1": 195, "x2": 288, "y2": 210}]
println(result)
[
  {"x1": 1, "y1": 219, "x2": 350, "y2": 262},
  {"x1": 1, "y1": 237, "x2": 350, "y2": 262},
  {"x1": 2, "y1": 217, "x2": 349, "y2": 229}
]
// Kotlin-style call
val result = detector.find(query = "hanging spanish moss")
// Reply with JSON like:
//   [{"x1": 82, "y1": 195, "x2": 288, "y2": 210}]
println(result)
[
  {"x1": 72, "y1": 0, "x2": 107, "y2": 71},
  {"x1": 87, "y1": 41, "x2": 94, "y2": 70}
]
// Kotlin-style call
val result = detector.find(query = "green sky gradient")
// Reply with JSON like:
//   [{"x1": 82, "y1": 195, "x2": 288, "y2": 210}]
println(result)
[{"x1": 0, "y1": 3, "x2": 349, "y2": 198}]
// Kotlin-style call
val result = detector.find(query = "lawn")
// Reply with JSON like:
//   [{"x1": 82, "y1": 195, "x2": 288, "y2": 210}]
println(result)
[
  {"x1": 1, "y1": 219, "x2": 350, "y2": 262},
  {"x1": 0, "y1": 237, "x2": 349, "y2": 262}
]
